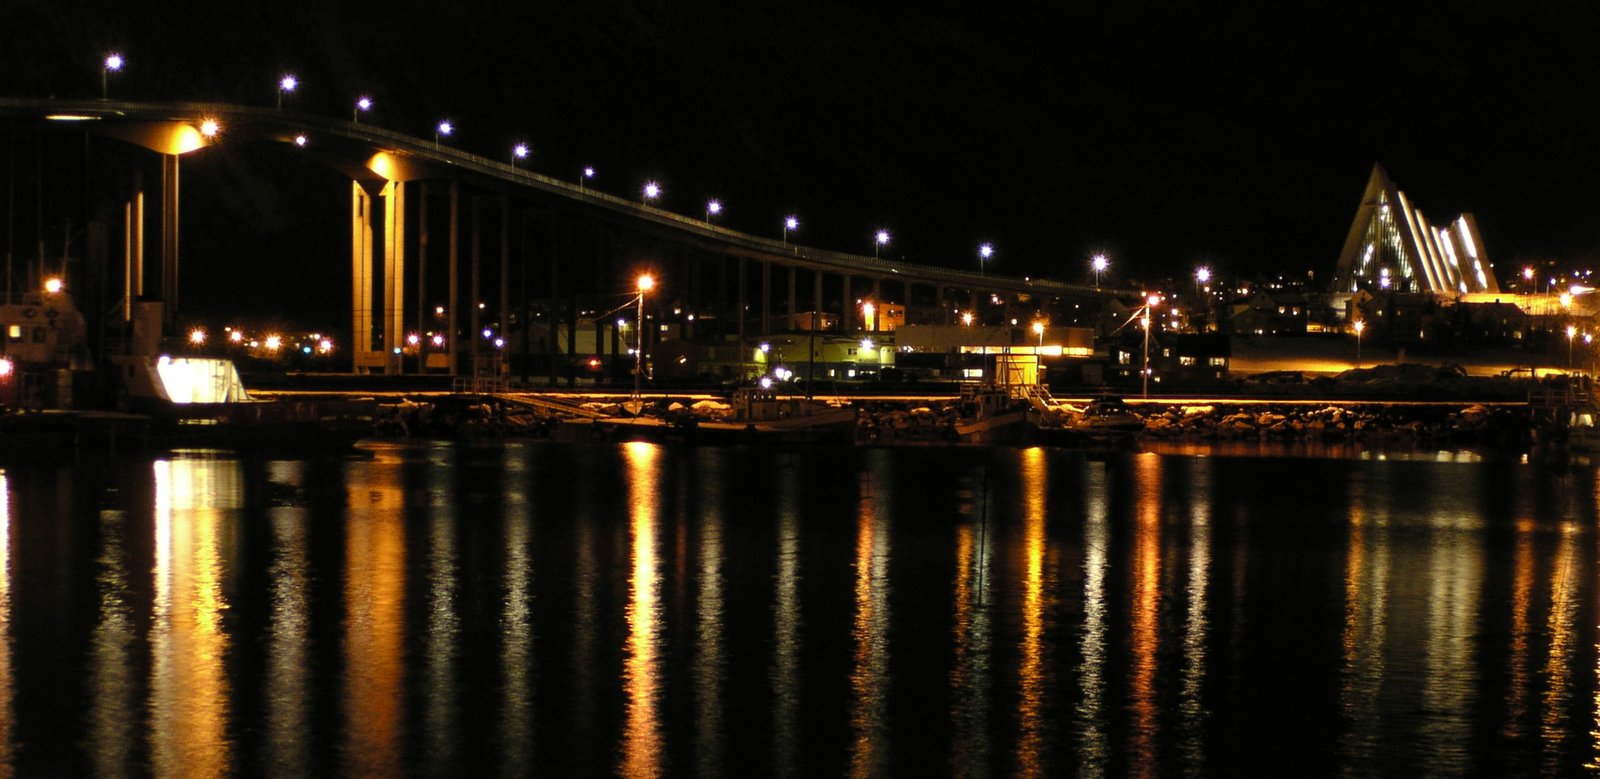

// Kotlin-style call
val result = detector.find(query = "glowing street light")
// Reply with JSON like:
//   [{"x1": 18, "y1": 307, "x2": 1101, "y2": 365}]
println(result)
[
  {"x1": 580, "y1": 166, "x2": 595, "y2": 191},
  {"x1": 42, "y1": 277, "x2": 63, "y2": 295},
  {"x1": 435, "y1": 120, "x2": 453, "y2": 148},
  {"x1": 189, "y1": 328, "x2": 206, "y2": 346},
  {"x1": 961, "y1": 311, "x2": 975, "y2": 327},
  {"x1": 354, "y1": 96, "x2": 372, "y2": 122},
  {"x1": 1142, "y1": 293, "x2": 1160, "y2": 398},
  {"x1": 783, "y1": 215, "x2": 799, "y2": 244},
  {"x1": 706, "y1": 198, "x2": 722, "y2": 222},
  {"x1": 874, "y1": 229, "x2": 890, "y2": 258},
  {"x1": 1569, "y1": 324, "x2": 1579, "y2": 373},
  {"x1": 199, "y1": 118, "x2": 220, "y2": 138},
  {"x1": 1092, "y1": 253, "x2": 1109, "y2": 288},
  {"x1": 862, "y1": 301, "x2": 876, "y2": 332},
  {"x1": 979, "y1": 242, "x2": 994, "y2": 275},
  {"x1": 634, "y1": 274, "x2": 655, "y2": 398},
  {"x1": 294, "y1": 133, "x2": 308, "y2": 148},
  {"x1": 642, "y1": 181, "x2": 661, "y2": 205},
  {"x1": 277, "y1": 74, "x2": 297, "y2": 110},
  {"x1": 102, "y1": 53, "x2": 123, "y2": 99},
  {"x1": 512, "y1": 143, "x2": 530, "y2": 166},
  {"x1": 1032, "y1": 319, "x2": 1045, "y2": 349},
  {"x1": 1353, "y1": 319, "x2": 1366, "y2": 368}
]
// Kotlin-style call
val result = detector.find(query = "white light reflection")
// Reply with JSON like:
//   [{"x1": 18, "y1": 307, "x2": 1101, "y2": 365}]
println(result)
[
  {"x1": 949, "y1": 465, "x2": 993, "y2": 776},
  {"x1": 0, "y1": 474, "x2": 12, "y2": 772},
  {"x1": 771, "y1": 462, "x2": 802, "y2": 776},
  {"x1": 424, "y1": 455, "x2": 462, "y2": 774},
  {"x1": 850, "y1": 455, "x2": 891, "y2": 777},
  {"x1": 1540, "y1": 524, "x2": 1580, "y2": 764},
  {"x1": 1180, "y1": 458, "x2": 1211, "y2": 772},
  {"x1": 89, "y1": 481, "x2": 134, "y2": 775},
  {"x1": 1078, "y1": 456, "x2": 1111, "y2": 776},
  {"x1": 1421, "y1": 494, "x2": 1483, "y2": 773},
  {"x1": 266, "y1": 462, "x2": 310, "y2": 776},
  {"x1": 501, "y1": 446, "x2": 535, "y2": 771},
  {"x1": 695, "y1": 452, "x2": 726, "y2": 776},
  {"x1": 149, "y1": 458, "x2": 237, "y2": 777},
  {"x1": 619, "y1": 441, "x2": 664, "y2": 778}
]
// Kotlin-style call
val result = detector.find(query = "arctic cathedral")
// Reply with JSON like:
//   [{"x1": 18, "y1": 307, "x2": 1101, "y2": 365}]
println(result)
[{"x1": 1331, "y1": 163, "x2": 1500, "y2": 296}]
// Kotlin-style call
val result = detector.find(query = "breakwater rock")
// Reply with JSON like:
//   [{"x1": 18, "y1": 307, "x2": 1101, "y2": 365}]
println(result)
[{"x1": 369, "y1": 392, "x2": 1537, "y2": 449}]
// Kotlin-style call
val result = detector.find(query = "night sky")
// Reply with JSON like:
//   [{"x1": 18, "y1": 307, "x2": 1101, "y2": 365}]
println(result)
[{"x1": 5, "y1": 1, "x2": 1600, "y2": 322}]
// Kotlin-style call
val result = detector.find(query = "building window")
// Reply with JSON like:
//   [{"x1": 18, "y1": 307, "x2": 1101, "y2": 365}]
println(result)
[
  {"x1": 1208, "y1": 357, "x2": 1227, "y2": 367},
  {"x1": 1179, "y1": 356, "x2": 1196, "y2": 366},
  {"x1": 1118, "y1": 351, "x2": 1132, "y2": 365}
]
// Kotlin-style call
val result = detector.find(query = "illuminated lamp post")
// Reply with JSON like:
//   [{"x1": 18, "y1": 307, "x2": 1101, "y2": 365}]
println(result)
[
  {"x1": 1142, "y1": 293, "x2": 1159, "y2": 398},
  {"x1": 102, "y1": 54, "x2": 123, "y2": 99},
  {"x1": 979, "y1": 242, "x2": 994, "y2": 275},
  {"x1": 1568, "y1": 324, "x2": 1578, "y2": 374},
  {"x1": 512, "y1": 143, "x2": 529, "y2": 166},
  {"x1": 1032, "y1": 319, "x2": 1045, "y2": 349},
  {"x1": 783, "y1": 215, "x2": 799, "y2": 244},
  {"x1": 435, "y1": 120, "x2": 453, "y2": 149},
  {"x1": 277, "y1": 74, "x2": 297, "y2": 110},
  {"x1": 354, "y1": 96, "x2": 372, "y2": 122},
  {"x1": 580, "y1": 166, "x2": 595, "y2": 192},
  {"x1": 642, "y1": 181, "x2": 661, "y2": 206},
  {"x1": 1353, "y1": 319, "x2": 1365, "y2": 369},
  {"x1": 706, "y1": 198, "x2": 722, "y2": 223},
  {"x1": 1092, "y1": 253, "x2": 1109, "y2": 289},
  {"x1": 874, "y1": 229, "x2": 890, "y2": 259},
  {"x1": 634, "y1": 274, "x2": 655, "y2": 399}
]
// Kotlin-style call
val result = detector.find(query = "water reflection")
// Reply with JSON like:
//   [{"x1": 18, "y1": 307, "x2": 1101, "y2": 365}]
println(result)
[
  {"x1": 266, "y1": 462, "x2": 310, "y2": 777},
  {"x1": 771, "y1": 461, "x2": 802, "y2": 778},
  {"x1": 343, "y1": 454, "x2": 406, "y2": 777},
  {"x1": 1078, "y1": 456, "x2": 1111, "y2": 777},
  {"x1": 1016, "y1": 448, "x2": 1050, "y2": 777},
  {"x1": 950, "y1": 465, "x2": 992, "y2": 777},
  {"x1": 619, "y1": 441, "x2": 664, "y2": 778},
  {"x1": 149, "y1": 458, "x2": 237, "y2": 776},
  {"x1": 850, "y1": 454, "x2": 890, "y2": 777},
  {"x1": 1, "y1": 443, "x2": 1599, "y2": 775}
]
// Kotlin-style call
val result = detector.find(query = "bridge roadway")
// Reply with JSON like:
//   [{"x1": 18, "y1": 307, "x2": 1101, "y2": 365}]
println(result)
[
  {"x1": 0, "y1": 97, "x2": 1125, "y2": 294},
  {"x1": 4, "y1": 96, "x2": 1133, "y2": 382}
]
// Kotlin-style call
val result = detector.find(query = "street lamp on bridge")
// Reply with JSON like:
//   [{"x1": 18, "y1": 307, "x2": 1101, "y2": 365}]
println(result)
[
  {"x1": 979, "y1": 242, "x2": 994, "y2": 275},
  {"x1": 580, "y1": 166, "x2": 595, "y2": 192},
  {"x1": 783, "y1": 215, "x2": 798, "y2": 244},
  {"x1": 101, "y1": 54, "x2": 123, "y2": 99},
  {"x1": 277, "y1": 75, "x2": 297, "y2": 110},
  {"x1": 643, "y1": 181, "x2": 661, "y2": 205},
  {"x1": 512, "y1": 143, "x2": 530, "y2": 166},
  {"x1": 874, "y1": 229, "x2": 890, "y2": 258},
  {"x1": 435, "y1": 120, "x2": 453, "y2": 149},
  {"x1": 1092, "y1": 253, "x2": 1109, "y2": 288},
  {"x1": 354, "y1": 96, "x2": 372, "y2": 122},
  {"x1": 706, "y1": 198, "x2": 722, "y2": 223},
  {"x1": 1353, "y1": 318, "x2": 1365, "y2": 369}
]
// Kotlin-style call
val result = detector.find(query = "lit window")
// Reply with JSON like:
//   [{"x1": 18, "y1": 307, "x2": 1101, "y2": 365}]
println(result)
[
  {"x1": 1179, "y1": 356, "x2": 1196, "y2": 366},
  {"x1": 1209, "y1": 357, "x2": 1226, "y2": 367},
  {"x1": 5, "y1": 325, "x2": 18, "y2": 339}
]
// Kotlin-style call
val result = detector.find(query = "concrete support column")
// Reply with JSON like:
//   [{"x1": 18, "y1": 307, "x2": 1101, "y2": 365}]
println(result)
[
  {"x1": 382, "y1": 180, "x2": 406, "y2": 373},
  {"x1": 160, "y1": 153, "x2": 179, "y2": 332},
  {"x1": 350, "y1": 182, "x2": 375, "y2": 366},
  {"x1": 787, "y1": 265, "x2": 798, "y2": 331},
  {"x1": 448, "y1": 180, "x2": 461, "y2": 376},
  {"x1": 813, "y1": 269, "x2": 824, "y2": 331},
  {"x1": 736, "y1": 256, "x2": 747, "y2": 377},
  {"x1": 500, "y1": 195, "x2": 511, "y2": 380},
  {"x1": 841, "y1": 273, "x2": 855, "y2": 332},
  {"x1": 760, "y1": 260, "x2": 772, "y2": 335}
]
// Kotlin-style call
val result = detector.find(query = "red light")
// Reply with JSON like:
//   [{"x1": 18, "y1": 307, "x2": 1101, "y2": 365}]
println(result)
[
  {"x1": 587, "y1": 358, "x2": 601, "y2": 369},
  {"x1": 0, "y1": 359, "x2": 13, "y2": 377}
]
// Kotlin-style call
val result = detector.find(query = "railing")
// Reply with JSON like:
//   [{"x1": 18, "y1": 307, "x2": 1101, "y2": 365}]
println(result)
[{"x1": 452, "y1": 376, "x2": 507, "y2": 394}]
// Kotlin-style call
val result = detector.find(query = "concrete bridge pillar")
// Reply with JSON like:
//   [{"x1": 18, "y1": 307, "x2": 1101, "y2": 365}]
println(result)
[{"x1": 349, "y1": 179, "x2": 406, "y2": 373}]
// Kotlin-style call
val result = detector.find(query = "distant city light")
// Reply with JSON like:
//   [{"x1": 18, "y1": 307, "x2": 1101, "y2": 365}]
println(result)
[
  {"x1": 643, "y1": 181, "x2": 661, "y2": 203},
  {"x1": 512, "y1": 143, "x2": 530, "y2": 163},
  {"x1": 706, "y1": 199, "x2": 722, "y2": 220},
  {"x1": 294, "y1": 134, "x2": 307, "y2": 147},
  {"x1": 277, "y1": 74, "x2": 297, "y2": 110},
  {"x1": 189, "y1": 328, "x2": 206, "y2": 345},
  {"x1": 104, "y1": 54, "x2": 123, "y2": 72},
  {"x1": 200, "y1": 118, "x2": 220, "y2": 137},
  {"x1": 42, "y1": 277, "x2": 63, "y2": 294}
]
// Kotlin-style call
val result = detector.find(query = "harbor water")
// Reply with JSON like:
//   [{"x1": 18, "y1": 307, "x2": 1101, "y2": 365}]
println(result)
[{"x1": 1, "y1": 440, "x2": 1598, "y2": 775}]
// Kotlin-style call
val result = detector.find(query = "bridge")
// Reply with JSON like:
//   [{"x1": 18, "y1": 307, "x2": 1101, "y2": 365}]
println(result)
[{"x1": 0, "y1": 97, "x2": 1128, "y2": 385}]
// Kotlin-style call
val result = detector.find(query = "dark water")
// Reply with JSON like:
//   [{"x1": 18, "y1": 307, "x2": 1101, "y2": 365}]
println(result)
[{"x1": 3, "y1": 440, "x2": 1599, "y2": 776}]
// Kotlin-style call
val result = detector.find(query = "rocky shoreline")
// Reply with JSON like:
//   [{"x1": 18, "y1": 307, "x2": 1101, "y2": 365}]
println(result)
[{"x1": 367, "y1": 392, "x2": 1544, "y2": 449}]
